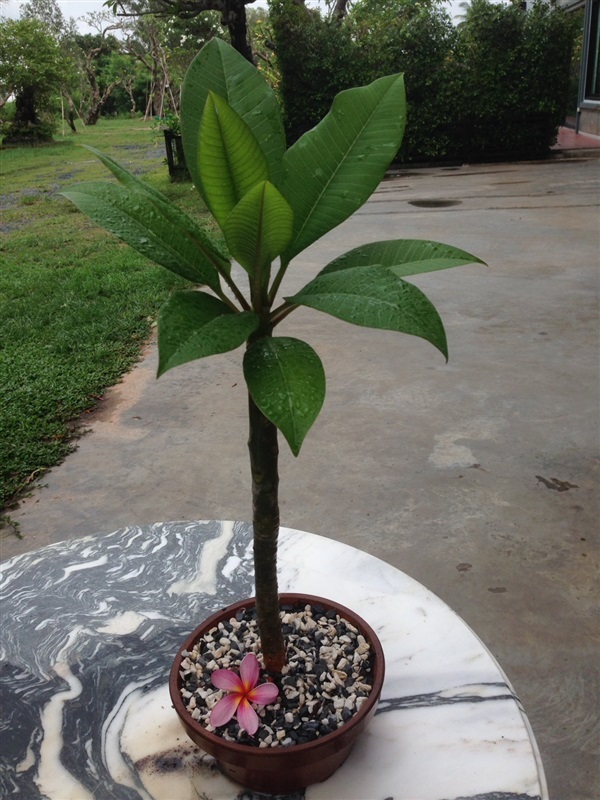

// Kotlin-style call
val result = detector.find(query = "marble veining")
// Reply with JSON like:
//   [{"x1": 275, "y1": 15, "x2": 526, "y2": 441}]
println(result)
[{"x1": 0, "y1": 521, "x2": 548, "y2": 799}]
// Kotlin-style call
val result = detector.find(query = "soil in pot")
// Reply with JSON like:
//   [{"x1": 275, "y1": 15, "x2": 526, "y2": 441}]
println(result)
[{"x1": 169, "y1": 594, "x2": 385, "y2": 793}]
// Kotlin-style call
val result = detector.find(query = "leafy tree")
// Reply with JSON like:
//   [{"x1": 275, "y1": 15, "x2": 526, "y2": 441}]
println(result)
[
  {"x1": 102, "y1": 54, "x2": 148, "y2": 116},
  {"x1": 0, "y1": 16, "x2": 69, "y2": 143},
  {"x1": 20, "y1": 0, "x2": 75, "y2": 38},
  {"x1": 18, "y1": 0, "x2": 84, "y2": 132},
  {"x1": 72, "y1": 14, "x2": 125, "y2": 124},
  {"x1": 124, "y1": 16, "x2": 178, "y2": 117},
  {"x1": 246, "y1": 6, "x2": 278, "y2": 86},
  {"x1": 120, "y1": 10, "x2": 223, "y2": 117},
  {"x1": 106, "y1": 0, "x2": 257, "y2": 61}
]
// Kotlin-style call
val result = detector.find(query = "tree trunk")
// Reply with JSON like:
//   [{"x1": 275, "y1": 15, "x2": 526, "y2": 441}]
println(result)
[
  {"x1": 332, "y1": 0, "x2": 350, "y2": 22},
  {"x1": 2, "y1": 87, "x2": 53, "y2": 145},
  {"x1": 65, "y1": 94, "x2": 77, "y2": 133},
  {"x1": 248, "y1": 391, "x2": 286, "y2": 674},
  {"x1": 84, "y1": 65, "x2": 102, "y2": 125},
  {"x1": 152, "y1": 61, "x2": 163, "y2": 117},
  {"x1": 14, "y1": 87, "x2": 39, "y2": 127},
  {"x1": 145, "y1": 88, "x2": 154, "y2": 120},
  {"x1": 223, "y1": 0, "x2": 254, "y2": 63},
  {"x1": 85, "y1": 81, "x2": 118, "y2": 125}
]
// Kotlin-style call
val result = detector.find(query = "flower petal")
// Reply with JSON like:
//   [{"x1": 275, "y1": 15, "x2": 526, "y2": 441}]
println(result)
[
  {"x1": 247, "y1": 682, "x2": 279, "y2": 706},
  {"x1": 211, "y1": 669, "x2": 244, "y2": 692},
  {"x1": 239, "y1": 653, "x2": 260, "y2": 692},
  {"x1": 210, "y1": 692, "x2": 241, "y2": 728},
  {"x1": 236, "y1": 697, "x2": 260, "y2": 735}
]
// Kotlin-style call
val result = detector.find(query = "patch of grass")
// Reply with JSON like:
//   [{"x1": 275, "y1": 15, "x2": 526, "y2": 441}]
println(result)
[
  {"x1": 0, "y1": 117, "x2": 217, "y2": 509},
  {"x1": 2, "y1": 120, "x2": 158, "y2": 187}
]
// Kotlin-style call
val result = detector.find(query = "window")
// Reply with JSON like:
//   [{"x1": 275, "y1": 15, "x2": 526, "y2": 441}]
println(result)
[{"x1": 584, "y1": 0, "x2": 600, "y2": 101}]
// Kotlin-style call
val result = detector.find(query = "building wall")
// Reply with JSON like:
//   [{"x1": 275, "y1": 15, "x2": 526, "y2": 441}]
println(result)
[{"x1": 559, "y1": 0, "x2": 600, "y2": 134}]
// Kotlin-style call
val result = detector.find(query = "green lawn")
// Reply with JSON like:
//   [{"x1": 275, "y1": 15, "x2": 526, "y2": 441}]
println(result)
[{"x1": 0, "y1": 118, "x2": 213, "y2": 511}]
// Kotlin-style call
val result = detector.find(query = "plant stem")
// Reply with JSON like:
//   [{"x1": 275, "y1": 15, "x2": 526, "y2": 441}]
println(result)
[
  {"x1": 268, "y1": 258, "x2": 290, "y2": 305},
  {"x1": 270, "y1": 301, "x2": 298, "y2": 328},
  {"x1": 248, "y1": 390, "x2": 286, "y2": 674},
  {"x1": 219, "y1": 271, "x2": 251, "y2": 311}
]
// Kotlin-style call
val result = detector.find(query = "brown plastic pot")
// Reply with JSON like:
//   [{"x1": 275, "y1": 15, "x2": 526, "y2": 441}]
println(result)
[{"x1": 169, "y1": 593, "x2": 385, "y2": 794}]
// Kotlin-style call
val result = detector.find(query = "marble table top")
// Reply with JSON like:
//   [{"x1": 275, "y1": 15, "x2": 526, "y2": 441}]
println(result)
[{"x1": 0, "y1": 520, "x2": 548, "y2": 800}]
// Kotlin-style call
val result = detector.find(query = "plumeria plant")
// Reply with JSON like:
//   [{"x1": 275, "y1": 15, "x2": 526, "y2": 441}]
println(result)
[{"x1": 62, "y1": 39, "x2": 483, "y2": 677}]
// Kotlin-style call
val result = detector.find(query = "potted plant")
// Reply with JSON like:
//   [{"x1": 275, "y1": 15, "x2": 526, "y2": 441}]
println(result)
[
  {"x1": 157, "y1": 110, "x2": 191, "y2": 182},
  {"x1": 61, "y1": 38, "x2": 483, "y2": 793}
]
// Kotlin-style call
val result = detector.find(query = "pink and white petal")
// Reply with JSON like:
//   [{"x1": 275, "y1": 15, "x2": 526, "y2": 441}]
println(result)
[
  {"x1": 210, "y1": 693, "x2": 241, "y2": 728},
  {"x1": 236, "y1": 698, "x2": 260, "y2": 735},
  {"x1": 239, "y1": 653, "x2": 260, "y2": 692},
  {"x1": 247, "y1": 682, "x2": 279, "y2": 706},
  {"x1": 211, "y1": 669, "x2": 244, "y2": 692}
]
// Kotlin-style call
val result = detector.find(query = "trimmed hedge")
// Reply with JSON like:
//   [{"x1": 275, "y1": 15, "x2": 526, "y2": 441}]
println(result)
[
  {"x1": 269, "y1": 0, "x2": 367, "y2": 143},
  {"x1": 449, "y1": 0, "x2": 578, "y2": 159},
  {"x1": 270, "y1": 0, "x2": 579, "y2": 162}
]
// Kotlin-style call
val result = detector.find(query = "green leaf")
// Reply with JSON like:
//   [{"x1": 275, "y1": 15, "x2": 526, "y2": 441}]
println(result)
[
  {"x1": 223, "y1": 181, "x2": 294, "y2": 281},
  {"x1": 243, "y1": 337, "x2": 325, "y2": 456},
  {"x1": 287, "y1": 266, "x2": 448, "y2": 359},
  {"x1": 281, "y1": 74, "x2": 406, "y2": 262},
  {"x1": 199, "y1": 92, "x2": 270, "y2": 228},
  {"x1": 181, "y1": 39, "x2": 286, "y2": 191},
  {"x1": 321, "y1": 239, "x2": 486, "y2": 277},
  {"x1": 81, "y1": 145, "x2": 231, "y2": 279},
  {"x1": 61, "y1": 182, "x2": 228, "y2": 290},
  {"x1": 157, "y1": 291, "x2": 260, "y2": 377}
]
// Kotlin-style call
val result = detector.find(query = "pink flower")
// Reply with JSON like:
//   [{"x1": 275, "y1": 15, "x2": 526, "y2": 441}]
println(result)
[{"x1": 210, "y1": 653, "x2": 279, "y2": 735}]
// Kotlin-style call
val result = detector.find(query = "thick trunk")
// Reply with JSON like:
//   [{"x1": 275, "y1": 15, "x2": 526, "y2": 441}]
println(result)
[
  {"x1": 85, "y1": 105, "x2": 101, "y2": 126},
  {"x1": 85, "y1": 81, "x2": 118, "y2": 125},
  {"x1": 223, "y1": 1, "x2": 254, "y2": 63},
  {"x1": 84, "y1": 67, "x2": 101, "y2": 125},
  {"x1": 3, "y1": 88, "x2": 53, "y2": 145},
  {"x1": 14, "y1": 88, "x2": 39, "y2": 127},
  {"x1": 248, "y1": 393, "x2": 286, "y2": 674}
]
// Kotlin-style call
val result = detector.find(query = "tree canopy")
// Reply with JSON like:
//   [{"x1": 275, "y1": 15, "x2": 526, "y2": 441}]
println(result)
[
  {"x1": 0, "y1": 16, "x2": 69, "y2": 142},
  {"x1": 0, "y1": 16, "x2": 67, "y2": 98}
]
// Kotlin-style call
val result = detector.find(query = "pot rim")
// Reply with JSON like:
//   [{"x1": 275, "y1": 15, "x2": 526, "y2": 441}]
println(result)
[{"x1": 169, "y1": 592, "x2": 385, "y2": 757}]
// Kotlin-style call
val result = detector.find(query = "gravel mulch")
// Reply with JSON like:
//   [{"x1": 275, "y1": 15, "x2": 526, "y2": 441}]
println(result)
[{"x1": 178, "y1": 602, "x2": 375, "y2": 748}]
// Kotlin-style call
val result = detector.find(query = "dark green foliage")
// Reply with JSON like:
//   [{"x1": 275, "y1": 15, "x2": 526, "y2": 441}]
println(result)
[
  {"x1": 269, "y1": 0, "x2": 579, "y2": 162},
  {"x1": 1, "y1": 113, "x2": 57, "y2": 146},
  {"x1": 270, "y1": 0, "x2": 367, "y2": 143},
  {"x1": 350, "y1": 1, "x2": 458, "y2": 162},
  {"x1": 451, "y1": 0, "x2": 579, "y2": 158},
  {"x1": 0, "y1": 16, "x2": 68, "y2": 145}
]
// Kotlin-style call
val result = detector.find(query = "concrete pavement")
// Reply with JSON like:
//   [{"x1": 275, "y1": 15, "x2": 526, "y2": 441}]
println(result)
[{"x1": 2, "y1": 156, "x2": 599, "y2": 798}]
